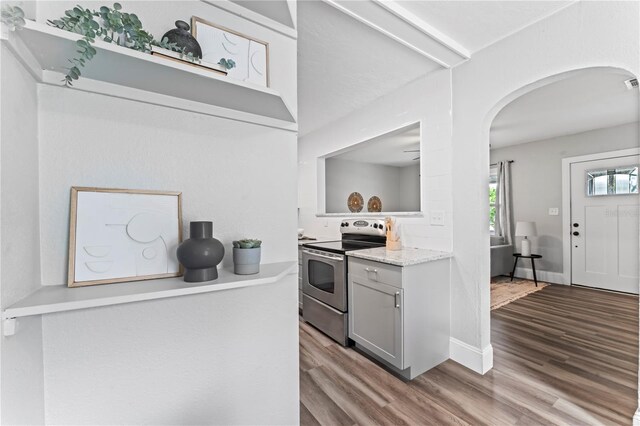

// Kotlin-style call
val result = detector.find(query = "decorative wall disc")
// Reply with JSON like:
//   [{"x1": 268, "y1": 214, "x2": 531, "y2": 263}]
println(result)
[
  {"x1": 347, "y1": 192, "x2": 364, "y2": 213},
  {"x1": 367, "y1": 196, "x2": 382, "y2": 212}
]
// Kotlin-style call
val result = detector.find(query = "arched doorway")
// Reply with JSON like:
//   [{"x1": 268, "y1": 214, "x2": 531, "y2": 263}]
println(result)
[{"x1": 484, "y1": 66, "x2": 639, "y2": 422}]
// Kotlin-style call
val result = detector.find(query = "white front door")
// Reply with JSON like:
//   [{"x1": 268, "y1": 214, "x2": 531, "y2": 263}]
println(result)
[{"x1": 570, "y1": 155, "x2": 639, "y2": 294}]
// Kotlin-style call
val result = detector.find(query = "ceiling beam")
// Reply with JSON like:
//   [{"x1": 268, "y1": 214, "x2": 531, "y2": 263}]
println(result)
[
  {"x1": 323, "y1": 0, "x2": 469, "y2": 68},
  {"x1": 373, "y1": 1, "x2": 470, "y2": 60}
]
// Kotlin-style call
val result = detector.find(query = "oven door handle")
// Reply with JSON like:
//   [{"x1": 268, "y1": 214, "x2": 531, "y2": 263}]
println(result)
[{"x1": 302, "y1": 249, "x2": 343, "y2": 262}]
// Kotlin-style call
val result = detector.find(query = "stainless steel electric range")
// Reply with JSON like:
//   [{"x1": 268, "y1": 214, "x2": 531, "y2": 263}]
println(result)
[{"x1": 301, "y1": 218, "x2": 386, "y2": 345}]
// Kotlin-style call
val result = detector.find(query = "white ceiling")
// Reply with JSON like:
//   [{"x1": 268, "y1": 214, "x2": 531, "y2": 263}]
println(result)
[
  {"x1": 490, "y1": 69, "x2": 639, "y2": 149},
  {"x1": 229, "y1": 1, "x2": 295, "y2": 28},
  {"x1": 327, "y1": 122, "x2": 420, "y2": 167},
  {"x1": 396, "y1": 1, "x2": 572, "y2": 54},
  {"x1": 297, "y1": 1, "x2": 441, "y2": 136},
  {"x1": 297, "y1": 0, "x2": 575, "y2": 137}
]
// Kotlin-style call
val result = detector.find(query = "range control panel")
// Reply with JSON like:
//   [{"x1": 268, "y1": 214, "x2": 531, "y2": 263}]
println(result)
[{"x1": 339, "y1": 218, "x2": 386, "y2": 236}]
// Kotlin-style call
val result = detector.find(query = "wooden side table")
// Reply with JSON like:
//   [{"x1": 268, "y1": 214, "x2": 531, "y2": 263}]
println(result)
[{"x1": 511, "y1": 253, "x2": 542, "y2": 286}]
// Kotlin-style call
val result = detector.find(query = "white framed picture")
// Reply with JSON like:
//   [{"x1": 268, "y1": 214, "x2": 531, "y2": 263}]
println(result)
[
  {"x1": 192, "y1": 16, "x2": 269, "y2": 87},
  {"x1": 67, "y1": 187, "x2": 183, "y2": 287}
]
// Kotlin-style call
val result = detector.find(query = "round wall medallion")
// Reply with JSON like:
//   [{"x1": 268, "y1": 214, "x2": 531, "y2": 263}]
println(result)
[
  {"x1": 367, "y1": 196, "x2": 382, "y2": 212},
  {"x1": 347, "y1": 192, "x2": 364, "y2": 212}
]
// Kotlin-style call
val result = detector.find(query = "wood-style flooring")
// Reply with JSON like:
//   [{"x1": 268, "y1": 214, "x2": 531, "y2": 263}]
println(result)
[{"x1": 300, "y1": 284, "x2": 638, "y2": 425}]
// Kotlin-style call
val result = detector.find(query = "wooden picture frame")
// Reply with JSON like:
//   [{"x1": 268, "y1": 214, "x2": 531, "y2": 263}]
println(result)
[
  {"x1": 191, "y1": 16, "x2": 270, "y2": 87},
  {"x1": 68, "y1": 187, "x2": 183, "y2": 287}
]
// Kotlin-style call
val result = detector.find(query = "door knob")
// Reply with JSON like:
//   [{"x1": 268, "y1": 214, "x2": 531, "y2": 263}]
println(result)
[
  {"x1": 573, "y1": 223, "x2": 579, "y2": 227},
  {"x1": 573, "y1": 231, "x2": 580, "y2": 236}
]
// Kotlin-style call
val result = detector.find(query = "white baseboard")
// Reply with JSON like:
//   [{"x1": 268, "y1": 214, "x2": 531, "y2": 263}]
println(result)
[
  {"x1": 450, "y1": 338, "x2": 493, "y2": 374},
  {"x1": 514, "y1": 267, "x2": 567, "y2": 285},
  {"x1": 633, "y1": 407, "x2": 640, "y2": 425}
]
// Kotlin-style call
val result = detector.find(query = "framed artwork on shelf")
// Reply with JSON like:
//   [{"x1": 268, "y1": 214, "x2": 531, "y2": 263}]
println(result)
[
  {"x1": 191, "y1": 16, "x2": 270, "y2": 87},
  {"x1": 67, "y1": 187, "x2": 183, "y2": 287}
]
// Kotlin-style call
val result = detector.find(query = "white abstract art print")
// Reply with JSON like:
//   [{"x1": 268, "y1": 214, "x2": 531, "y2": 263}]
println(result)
[
  {"x1": 192, "y1": 17, "x2": 269, "y2": 87},
  {"x1": 68, "y1": 188, "x2": 183, "y2": 287}
]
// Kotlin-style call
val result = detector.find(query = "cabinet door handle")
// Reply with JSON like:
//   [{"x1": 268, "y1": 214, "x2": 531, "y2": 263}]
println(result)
[
  {"x1": 365, "y1": 267, "x2": 378, "y2": 280},
  {"x1": 394, "y1": 292, "x2": 400, "y2": 308}
]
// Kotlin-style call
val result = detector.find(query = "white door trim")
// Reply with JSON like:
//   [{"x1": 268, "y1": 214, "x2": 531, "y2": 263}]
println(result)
[{"x1": 561, "y1": 148, "x2": 640, "y2": 286}]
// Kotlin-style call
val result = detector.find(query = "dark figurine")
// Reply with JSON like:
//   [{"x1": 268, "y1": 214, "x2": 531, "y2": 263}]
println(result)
[{"x1": 161, "y1": 20, "x2": 203, "y2": 59}]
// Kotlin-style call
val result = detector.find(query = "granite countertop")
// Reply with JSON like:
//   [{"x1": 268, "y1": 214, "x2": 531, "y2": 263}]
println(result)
[{"x1": 346, "y1": 247, "x2": 453, "y2": 266}]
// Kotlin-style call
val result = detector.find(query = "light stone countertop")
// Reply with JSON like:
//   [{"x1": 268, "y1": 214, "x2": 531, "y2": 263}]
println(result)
[{"x1": 346, "y1": 247, "x2": 453, "y2": 267}]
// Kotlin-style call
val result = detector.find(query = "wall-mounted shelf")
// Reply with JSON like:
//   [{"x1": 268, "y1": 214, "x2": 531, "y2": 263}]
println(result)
[
  {"x1": 2, "y1": 261, "x2": 296, "y2": 335},
  {"x1": 2, "y1": 20, "x2": 296, "y2": 131}
]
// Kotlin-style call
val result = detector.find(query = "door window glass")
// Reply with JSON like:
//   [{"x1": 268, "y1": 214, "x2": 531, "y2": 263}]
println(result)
[
  {"x1": 587, "y1": 166, "x2": 638, "y2": 196},
  {"x1": 308, "y1": 260, "x2": 335, "y2": 293}
]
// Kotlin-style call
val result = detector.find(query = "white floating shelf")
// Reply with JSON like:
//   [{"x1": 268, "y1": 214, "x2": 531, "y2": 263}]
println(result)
[
  {"x1": 3, "y1": 20, "x2": 296, "y2": 130},
  {"x1": 3, "y1": 262, "x2": 296, "y2": 324}
]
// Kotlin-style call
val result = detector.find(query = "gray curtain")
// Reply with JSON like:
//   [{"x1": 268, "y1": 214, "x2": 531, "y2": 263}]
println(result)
[{"x1": 496, "y1": 161, "x2": 513, "y2": 245}]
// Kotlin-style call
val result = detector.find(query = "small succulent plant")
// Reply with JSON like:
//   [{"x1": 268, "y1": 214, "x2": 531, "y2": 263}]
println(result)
[{"x1": 232, "y1": 239, "x2": 262, "y2": 249}]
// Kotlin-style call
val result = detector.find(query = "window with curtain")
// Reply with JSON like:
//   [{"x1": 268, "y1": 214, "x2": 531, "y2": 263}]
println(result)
[{"x1": 489, "y1": 166, "x2": 498, "y2": 234}]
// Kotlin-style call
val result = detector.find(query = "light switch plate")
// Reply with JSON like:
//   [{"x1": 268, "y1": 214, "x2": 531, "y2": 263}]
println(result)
[
  {"x1": 430, "y1": 210, "x2": 445, "y2": 226},
  {"x1": 548, "y1": 208, "x2": 559, "y2": 216}
]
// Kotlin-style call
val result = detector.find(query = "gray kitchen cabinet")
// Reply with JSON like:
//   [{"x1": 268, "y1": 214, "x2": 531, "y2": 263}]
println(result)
[
  {"x1": 348, "y1": 256, "x2": 450, "y2": 379},
  {"x1": 350, "y1": 274, "x2": 404, "y2": 368}
]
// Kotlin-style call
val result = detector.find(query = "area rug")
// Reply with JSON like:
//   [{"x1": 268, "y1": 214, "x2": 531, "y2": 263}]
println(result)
[{"x1": 491, "y1": 276, "x2": 549, "y2": 310}]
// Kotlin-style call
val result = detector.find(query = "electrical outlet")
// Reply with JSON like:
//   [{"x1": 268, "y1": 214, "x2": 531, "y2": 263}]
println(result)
[
  {"x1": 548, "y1": 208, "x2": 559, "y2": 216},
  {"x1": 430, "y1": 210, "x2": 445, "y2": 226}
]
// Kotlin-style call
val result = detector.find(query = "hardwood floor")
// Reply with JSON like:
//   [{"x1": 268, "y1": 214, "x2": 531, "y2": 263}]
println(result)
[{"x1": 300, "y1": 284, "x2": 638, "y2": 425}]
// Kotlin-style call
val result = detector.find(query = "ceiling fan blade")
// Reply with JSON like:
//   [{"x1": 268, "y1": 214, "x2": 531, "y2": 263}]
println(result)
[
  {"x1": 404, "y1": 149, "x2": 420, "y2": 153},
  {"x1": 413, "y1": 156, "x2": 420, "y2": 161}
]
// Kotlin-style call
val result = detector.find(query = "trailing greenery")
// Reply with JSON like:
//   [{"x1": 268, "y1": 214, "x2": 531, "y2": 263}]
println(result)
[
  {"x1": 232, "y1": 239, "x2": 262, "y2": 249},
  {"x1": 1, "y1": 4, "x2": 26, "y2": 31},
  {"x1": 3, "y1": 3, "x2": 228, "y2": 85},
  {"x1": 217, "y1": 58, "x2": 236, "y2": 70},
  {"x1": 47, "y1": 3, "x2": 200, "y2": 86}
]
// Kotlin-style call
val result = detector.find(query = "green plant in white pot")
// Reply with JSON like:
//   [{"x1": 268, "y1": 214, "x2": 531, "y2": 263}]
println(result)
[{"x1": 232, "y1": 239, "x2": 262, "y2": 275}]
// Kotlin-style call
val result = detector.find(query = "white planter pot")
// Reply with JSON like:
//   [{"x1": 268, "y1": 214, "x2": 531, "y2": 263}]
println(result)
[{"x1": 233, "y1": 247, "x2": 261, "y2": 275}]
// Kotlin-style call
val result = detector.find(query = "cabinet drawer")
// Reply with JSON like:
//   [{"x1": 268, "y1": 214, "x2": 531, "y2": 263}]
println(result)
[{"x1": 348, "y1": 258, "x2": 402, "y2": 288}]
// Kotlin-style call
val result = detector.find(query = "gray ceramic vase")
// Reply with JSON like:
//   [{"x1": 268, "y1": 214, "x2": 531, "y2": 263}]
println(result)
[
  {"x1": 177, "y1": 221, "x2": 224, "y2": 282},
  {"x1": 233, "y1": 247, "x2": 261, "y2": 275},
  {"x1": 161, "y1": 20, "x2": 203, "y2": 59}
]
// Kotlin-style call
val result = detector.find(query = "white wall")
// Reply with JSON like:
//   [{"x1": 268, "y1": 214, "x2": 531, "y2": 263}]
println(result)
[
  {"x1": 0, "y1": 44, "x2": 45, "y2": 424},
  {"x1": 451, "y1": 0, "x2": 639, "y2": 373},
  {"x1": 325, "y1": 158, "x2": 419, "y2": 213},
  {"x1": 399, "y1": 164, "x2": 420, "y2": 212},
  {"x1": 298, "y1": 69, "x2": 453, "y2": 251},
  {"x1": 35, "y1": 88, "x2": 300, "y2": 423},
  {"x1": 37, "y1": 87, "x2": 298, "y2": 284},
  {"x1": 42, "y1": 279, "x2": 298, "y2": 425},
  {"x1": 1, "y1": 1, "x2": 300, "y2": 423},
  {"x1": 490, "y1": 122, "x2": 639, "y2": 277}
]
